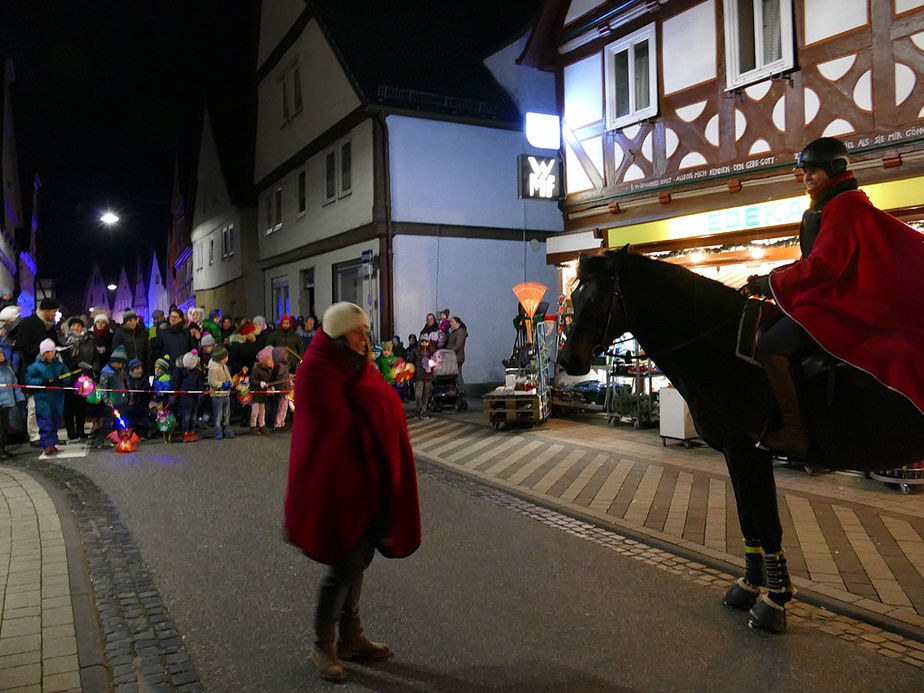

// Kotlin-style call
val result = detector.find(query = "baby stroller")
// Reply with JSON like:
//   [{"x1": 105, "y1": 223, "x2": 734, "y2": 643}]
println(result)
[{"x1": 428, "y1": 349, "x2": 467, "y2": 412}]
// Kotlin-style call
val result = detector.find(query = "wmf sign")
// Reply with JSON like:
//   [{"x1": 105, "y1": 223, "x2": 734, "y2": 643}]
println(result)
[{"x1": 517, "y1": 155, "x2": 561, "y2": 201}]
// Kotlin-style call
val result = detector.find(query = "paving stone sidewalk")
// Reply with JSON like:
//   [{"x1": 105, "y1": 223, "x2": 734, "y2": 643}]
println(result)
[{"x1": 0, "y1": 457, "x2": 202, "y2": 693}]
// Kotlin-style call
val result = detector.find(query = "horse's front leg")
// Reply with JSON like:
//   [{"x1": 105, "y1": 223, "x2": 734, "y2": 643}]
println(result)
[{"x1": 722, "y1": 442, "x2": 793, "y2": 633}]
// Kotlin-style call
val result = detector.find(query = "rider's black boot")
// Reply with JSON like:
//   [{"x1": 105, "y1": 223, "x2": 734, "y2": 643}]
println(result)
[
  {"x1": 747, "y1": 550, "x2": 794, "y2": 633},
  {"x1": 759, "y1": 355, "x2": 810, "y2": 457},
  {"x1": 724, "y1": 539, "x2": 765, "y2": 610}
]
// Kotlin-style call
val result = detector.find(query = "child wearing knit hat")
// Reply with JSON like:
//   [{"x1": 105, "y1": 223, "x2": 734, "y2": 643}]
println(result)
[
  {"x1": 94, "y1": 345, "x2": 128, "y2": 449},
  {"x1": 249, "y1": 347, "x2": 274, "y2": 435},
  {"x1": 177, "y1": 351, "x2": 203, "y2": 442},
  {"x1": 208, "y1": 346, "x2": 234, "y2": 439},
  {"x1": 24, "y1": 339, "x2": 70, "y2": 455}
]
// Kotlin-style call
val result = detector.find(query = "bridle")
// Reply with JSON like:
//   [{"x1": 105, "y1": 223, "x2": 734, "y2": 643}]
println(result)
[{"x1": 587, "y1": 270, "x2": 743, "y2": 359}]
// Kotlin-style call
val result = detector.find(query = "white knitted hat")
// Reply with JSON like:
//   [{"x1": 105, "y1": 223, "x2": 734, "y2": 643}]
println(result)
[
  {"x1": 0, "y1": 305, "x2": 20, "y2": 322},
  {"x1": 181, "y1": 351, "x2": 199, "y2": 369},
  {"x1": 39, "y1": 338, "x2": 57, "y2": 355},
  {"x1": 322, "y1": 302, "x2": 369, "y2": 338}
]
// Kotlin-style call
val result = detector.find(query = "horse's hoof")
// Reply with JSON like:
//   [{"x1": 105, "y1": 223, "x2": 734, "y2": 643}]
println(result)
[
  {"x1": 746, "y1": 595, "x2": 787, "y2": 633},
  {"x1": 723, "y1": 579, "x2": 761, "y2": 611}
]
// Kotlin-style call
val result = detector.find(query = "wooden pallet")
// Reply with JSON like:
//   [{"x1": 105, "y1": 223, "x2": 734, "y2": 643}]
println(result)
[{"x1": 483, "y1": 392, "x2": 548, "y2": 428}]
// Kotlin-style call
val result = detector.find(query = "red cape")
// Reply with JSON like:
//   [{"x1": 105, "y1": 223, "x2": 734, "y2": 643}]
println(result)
[
  {"x1": 770, "y1": 190, "x2": 924, "y2": 414},
  {"x1": 284, "y1": 330, "x2": 421, "y2": 564}
]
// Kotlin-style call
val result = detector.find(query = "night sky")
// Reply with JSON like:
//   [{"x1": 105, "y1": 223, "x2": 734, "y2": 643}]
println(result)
[
  {"x1": 1, "y1": 0, "x2": 542, "y2": 314},
  {"x1": 0, "y1": 1, "x2": 253, "y2": 311}
]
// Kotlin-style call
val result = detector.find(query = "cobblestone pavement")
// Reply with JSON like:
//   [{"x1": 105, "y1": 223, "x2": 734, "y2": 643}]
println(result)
[
  {"x1": 407, "y1": 408, "x2": 924, "y2": 651},
  {"x1": 0, "y1": 453, "x2": 201, "y2": 693}
]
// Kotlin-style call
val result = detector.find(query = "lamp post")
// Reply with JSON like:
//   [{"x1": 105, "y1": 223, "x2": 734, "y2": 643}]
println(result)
[{"x1": 100, "y1": 212, "x2": 119, "y2": 225}]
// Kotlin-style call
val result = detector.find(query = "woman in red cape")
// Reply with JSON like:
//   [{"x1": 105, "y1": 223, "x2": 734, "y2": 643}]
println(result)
[
  {"x1": 748, "y1": 137, "x2": 924, "y2": 455},
  {"x1": 284, "y1": 302, "x2": 420, "y2": 682}
]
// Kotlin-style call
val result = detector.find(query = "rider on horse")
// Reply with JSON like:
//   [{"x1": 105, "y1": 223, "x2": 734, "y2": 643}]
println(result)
[{"x1": 747, "y1": 136, "x2": 924, "y2": 457}]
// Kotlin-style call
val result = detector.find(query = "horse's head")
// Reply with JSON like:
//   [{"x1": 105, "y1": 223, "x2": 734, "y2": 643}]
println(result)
[{"x1": 558, "y1": 248, "x2": 630, "y2": 376}]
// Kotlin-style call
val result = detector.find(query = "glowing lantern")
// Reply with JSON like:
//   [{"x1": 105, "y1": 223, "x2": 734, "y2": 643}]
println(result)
[
  {"x1": 75, "y1": 375, "x2": 96, "y2": 398},
  {"x1": 513, "y1": 282, "x2": 548, "y2": 343},
  {"x1": 393, "y1": 360, "x2": 415, "y2": 384},
  {"x1": 86, "y1": 389, "x2": 102, "y2": 405}
]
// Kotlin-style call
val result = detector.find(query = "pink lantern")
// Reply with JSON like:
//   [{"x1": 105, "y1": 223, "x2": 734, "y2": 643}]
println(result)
[{"x1": 75, "y1": 375, "x2": 96, "y2": 399}]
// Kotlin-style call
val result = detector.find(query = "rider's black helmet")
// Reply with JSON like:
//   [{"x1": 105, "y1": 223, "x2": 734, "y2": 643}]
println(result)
[{"x1": 796, "y1": 137, "x2": 849, "y2": 177}]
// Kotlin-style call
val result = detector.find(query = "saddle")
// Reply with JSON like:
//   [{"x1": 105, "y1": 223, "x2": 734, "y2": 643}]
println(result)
[{"x1": 736, "y1": 298, "x2": 843, "y2": 401}]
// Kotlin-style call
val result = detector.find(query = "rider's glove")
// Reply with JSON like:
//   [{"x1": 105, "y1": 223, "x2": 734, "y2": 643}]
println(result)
[{"x1": 746, "y1": 274, "x2": 771, "y2": 297}]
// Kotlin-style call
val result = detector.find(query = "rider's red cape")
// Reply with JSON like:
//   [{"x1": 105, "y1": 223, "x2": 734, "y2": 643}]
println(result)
[
  {"x1": 769, "y1": 189, "x2": 924, "y2": 414},
  {"x1": 284, "y1": 330, "x2": 421, "y2": 564}
]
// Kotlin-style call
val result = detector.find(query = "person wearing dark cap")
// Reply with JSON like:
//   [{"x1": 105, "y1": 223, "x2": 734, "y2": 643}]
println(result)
[
  {"x1": 10, "y1": 297, "x2": 60, "y2": 445},
  {"x1": 111, "y1": 309, "x2": 152, "y2": 376},
  {"x1": 285, "y1": 302, "x2": 420, "y2": 683},
  {"x1": 0, "y1": 287, "x2": 16, "y2": 310},
  {"x1": 746, "y1": 136, "x2": 924, "y2": 458},
  {"x1": 61, "y1": 316, "x2": 97, "y2": 439},
  {"x1": 148, "y1": 309, "x2": 166, "y2": 340}
]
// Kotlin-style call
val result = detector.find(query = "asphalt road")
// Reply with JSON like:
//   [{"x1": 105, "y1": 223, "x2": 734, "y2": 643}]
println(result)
[{"x1": 68, "y1": 431, "x2": 924, "y2": 692}]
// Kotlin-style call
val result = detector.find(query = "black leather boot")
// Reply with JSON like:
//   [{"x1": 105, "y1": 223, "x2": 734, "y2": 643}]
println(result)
[{"x1": 724, "y1": 540, "x2": 765, "y2": 611}]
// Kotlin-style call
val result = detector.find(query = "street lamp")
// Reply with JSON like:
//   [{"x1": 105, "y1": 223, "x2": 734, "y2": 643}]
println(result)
[
  {"x1": 101, "y1": 212, "x2": 120, "y2": 225},
  {"x1": 106, "y1": 283, "x2": 117, "y2": 291}
]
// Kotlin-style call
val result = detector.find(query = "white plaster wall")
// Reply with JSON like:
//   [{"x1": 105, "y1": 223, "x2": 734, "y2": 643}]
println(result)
[
  {"x1": 393, "y1": 234, "x2": 557, "y2": 384},
  {"x1": 387, "y1": 115, "x2": 563, "y2": 232},
  {"x1": 565, "y1": 0, "x2": 606, "y2": 24},
  {"x1": 803, "y1": 0, "x2": 868, "y2": 46},
  {"x1": 483, "y1": 33, "x2": 558, "y2": 115},
  {"x1": 191, "y1": 210, "x2": 244, "y2": 291},
  {"x1": 262, "y1": 239, "x2": 379, "y2": 334},
  {"x1": 662, "y1": 1, "x2": 717, "y2": 95},
  {"x1": 564, "y1": 54, "x2": 603, "y2": 129},
  {"x1": 254, "y1": 20, "x2": 362, "y2": 182},
  {"x1": 256, "y1": 0, "x2": 308, "y2": 69},
  {"x1": 258, "y1": 120, "x2": 374, "y2": 260}
]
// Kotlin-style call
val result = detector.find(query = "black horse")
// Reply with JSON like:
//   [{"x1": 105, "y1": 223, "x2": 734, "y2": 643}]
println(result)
[{"x1": 558, "y1": 247, "x2": 924, "y2": 633}]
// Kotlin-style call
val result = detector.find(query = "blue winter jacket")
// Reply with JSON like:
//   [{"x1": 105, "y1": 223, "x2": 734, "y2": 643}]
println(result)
[
  {"x1": 99, "y1": 363, "x2": 128, "y2": 407},
  {"x1": 0, "y1": 362, "x2": 24, "y2": 408},
  {"x1": 24, "y1": 355, "x2": 69, "y2": 418}
]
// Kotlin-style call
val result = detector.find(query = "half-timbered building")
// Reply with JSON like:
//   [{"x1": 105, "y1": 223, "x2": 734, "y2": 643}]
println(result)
[{"x1": 525, "y1": 0, "x2": 924, "y2": 288}]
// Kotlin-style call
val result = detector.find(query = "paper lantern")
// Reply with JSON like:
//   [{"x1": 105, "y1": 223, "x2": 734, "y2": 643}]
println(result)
[
  {"x1": 86, "y1": 389, "x2": 102, "y2": 404},
  {"x1": 512, "y1": 282, "x2": 548, "y2": 319},
  {"x1": 75, "y1": 375, "x2": 96, "y2": 398}
]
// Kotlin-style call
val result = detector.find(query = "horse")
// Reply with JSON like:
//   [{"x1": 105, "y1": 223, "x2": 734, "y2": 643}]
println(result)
[{"x1": 557, "y1": 246, "x2": 924, "y2": 633}]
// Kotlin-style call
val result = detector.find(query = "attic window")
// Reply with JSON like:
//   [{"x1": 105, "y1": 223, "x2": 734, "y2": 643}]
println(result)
[
  {"x1": 604, "y1": 23, "x2": 658, "y2": 130},
  {"x1": 280, "y1": 60, "x2": 303, "y2": 124}
]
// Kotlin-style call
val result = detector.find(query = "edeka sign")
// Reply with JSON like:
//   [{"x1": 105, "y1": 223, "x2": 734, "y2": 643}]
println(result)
[
  {"x1": 606, "y1": 195, "x2": 809, "y2": 248},
  {"x1": 518, "y1": 154, "x2": 561, "y2": 201}
]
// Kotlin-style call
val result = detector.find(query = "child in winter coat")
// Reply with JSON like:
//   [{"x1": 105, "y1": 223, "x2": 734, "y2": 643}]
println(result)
[
  {"x1": 95, "y1": 345, "x2": 129, "y2": 448},
  {"x1": 249, "y1": 346, "x2": 274, "y2": 435},
  {"x1": 270, "y1": 345, "x2": 290, "y2": 432},
  {"x1": 207, "y1": 346, "x2": 233, "y2": 439},
  {"x1": 176, "y1": 351, "x2": 203, "y2": 442},
  {"x1": 24, "y1": 338, "x2": 70, "y2": 454},
  {"x1": 124, "y1": 358, "x2": 150, "y2": 438},
  {"x1": 0, "y1": 347, "x2": 24, "y2": 458}
]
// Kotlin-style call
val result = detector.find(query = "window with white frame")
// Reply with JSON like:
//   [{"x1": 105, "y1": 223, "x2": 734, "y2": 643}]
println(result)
[
  {"x1": 222, "y1": 225, "x2": 234, "y2": 258},
  {"x1": 265, "y1": 194, "x2": 273, "y2": 234},
  {"x1": 604, "y1": 23, "x2": 658, "y2": 131},
  {"x1": 323, "y1": 149, "x2": 337, "y2": 204},
  {"x1": 195, "y1": 242, "x2": 203, "y2": 270},
  {"x1": 323, "y1": 137, "x2": 353, "y2": 204},
  {"x1": 339, "y1": 140, "x2": 352, "y2": 198},
  {"x1": 208, "y1": 238, "x2": 214, "y2": 265},
  {"x1": 723, "y1": 0, "x2": 794, "y2": 90},
  {"x1": 280, "y1": 60, "x2": 303, "y2": 125},
  {"x1": 274, "y1": 187, "x2": 282, "y2": 229},
  {"x1": 297, "y1": 170, "x2": 307, "y2": 215}
]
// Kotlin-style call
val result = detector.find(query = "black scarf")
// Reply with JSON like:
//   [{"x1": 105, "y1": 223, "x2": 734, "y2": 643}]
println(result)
[{"x1": 798, "y1": 172, "x2": 859, "y2": 257}]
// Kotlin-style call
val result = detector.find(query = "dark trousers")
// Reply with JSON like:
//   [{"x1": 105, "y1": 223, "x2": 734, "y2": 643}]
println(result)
[
  {"x1": 756, "y1": 315, "x2": 813, "y2": 360},
  {"x1": 0, "y1": 406, "x2": 10, "y2": 451},
  {"x1": 313, "y1": 537, "x2": 375, "y2": 635},
  {"x1": 63, "y1": 391, "x2": 87, "y2": 438}
]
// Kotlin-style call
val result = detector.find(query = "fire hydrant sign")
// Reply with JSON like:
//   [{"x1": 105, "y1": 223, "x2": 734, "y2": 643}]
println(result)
[{"x1": 518, "y1": 154, "x2": 560, "y2": 201}]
